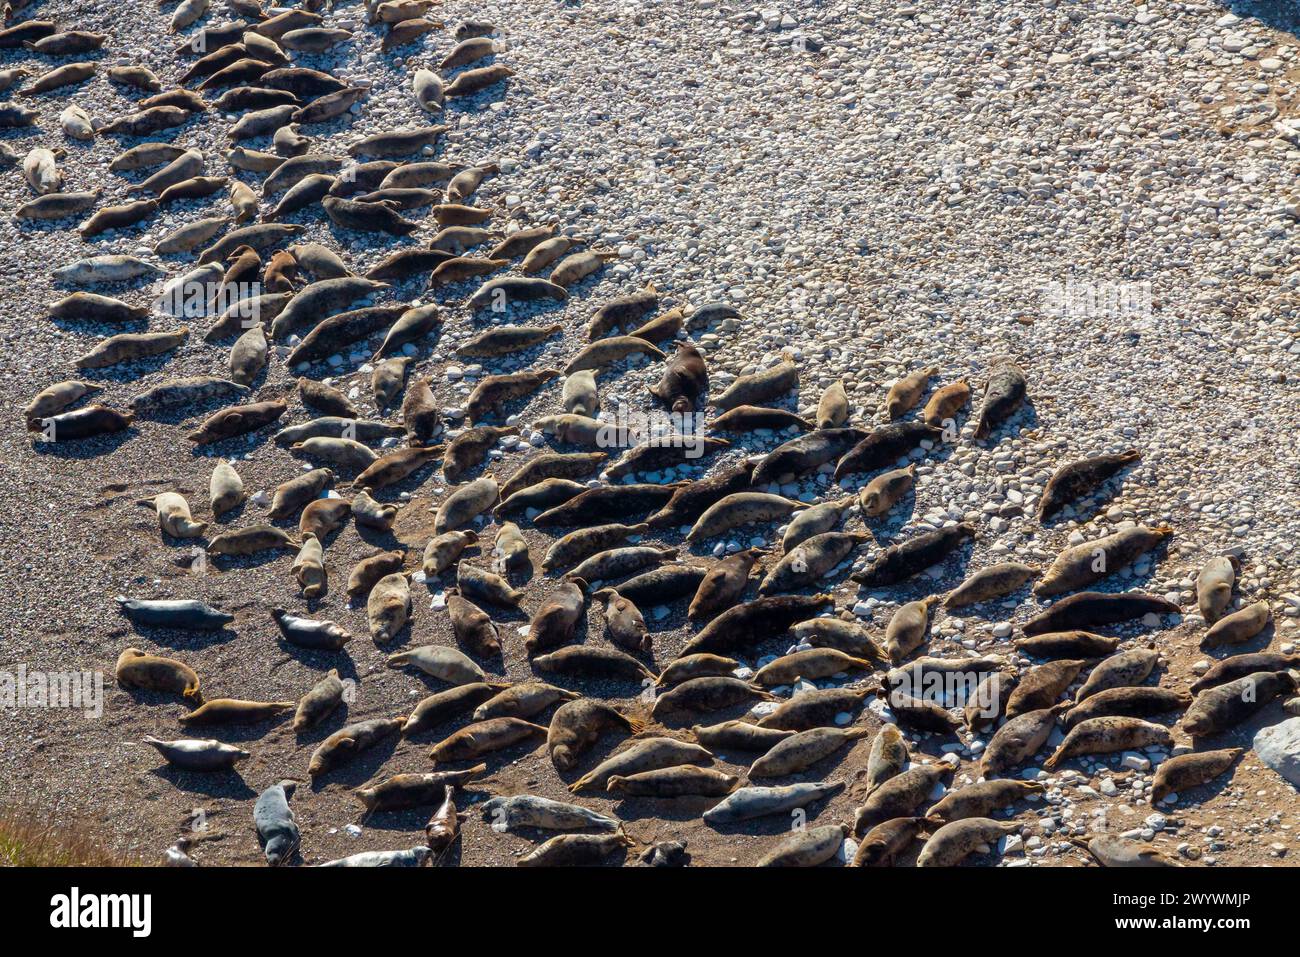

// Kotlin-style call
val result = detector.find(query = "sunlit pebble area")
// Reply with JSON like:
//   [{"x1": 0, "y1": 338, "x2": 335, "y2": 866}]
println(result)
[{"x1": 2, "y1": 0, "x2": 1300, "y2": 865}]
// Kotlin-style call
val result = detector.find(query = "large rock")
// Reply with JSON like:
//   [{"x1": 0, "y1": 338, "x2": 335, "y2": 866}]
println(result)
[{"x1": 1253, "y1": 718, "x2": 1300, "y2": 787}]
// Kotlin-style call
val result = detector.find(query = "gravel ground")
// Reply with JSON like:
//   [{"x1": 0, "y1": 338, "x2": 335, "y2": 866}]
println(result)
[{"x1": 4, "y1": 0, "x2": 1300, "y2": 867}]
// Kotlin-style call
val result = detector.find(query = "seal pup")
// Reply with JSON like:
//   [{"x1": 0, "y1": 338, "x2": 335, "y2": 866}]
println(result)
[
  {"x1": 705, "y1": 781, "x2": 844, "y2": 825},
  {"x1": 319, "y1": 848, "x2": 430, "y2": 868}
]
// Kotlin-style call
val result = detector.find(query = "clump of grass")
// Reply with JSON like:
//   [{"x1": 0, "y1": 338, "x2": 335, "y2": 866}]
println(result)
[{"x1": 0, "y1": 808, "x2": 141, "y2": 867}]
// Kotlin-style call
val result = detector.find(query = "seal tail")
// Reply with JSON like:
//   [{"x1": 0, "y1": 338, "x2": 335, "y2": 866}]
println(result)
[{"x1": 621, "y1": 714, "x2": 646, "y2": 735}]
